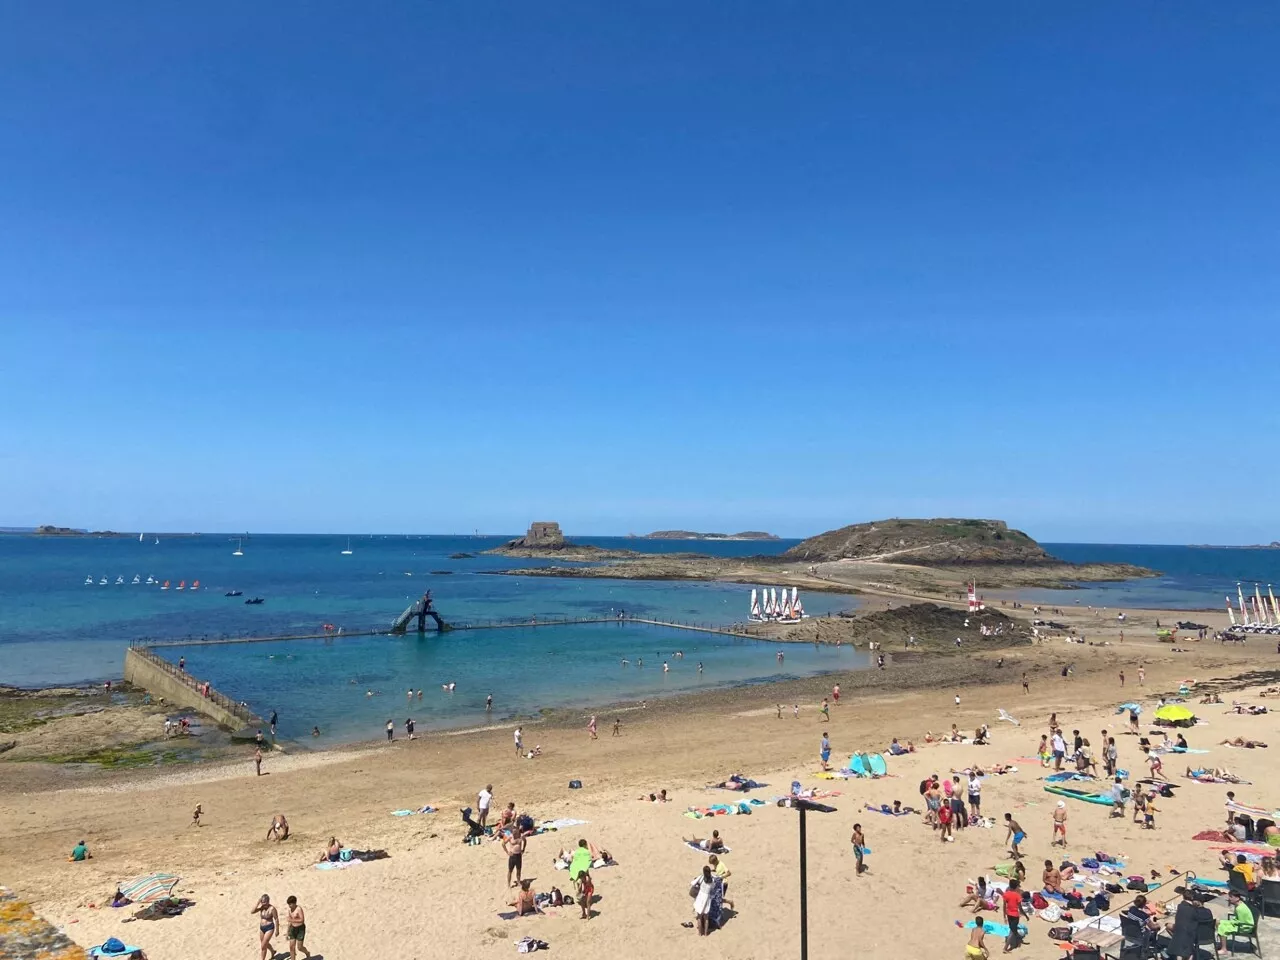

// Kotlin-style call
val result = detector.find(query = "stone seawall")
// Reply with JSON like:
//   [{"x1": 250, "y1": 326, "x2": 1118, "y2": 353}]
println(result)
[{"x1": 123, "y1": 647, "x2": 261, "y2": 732}]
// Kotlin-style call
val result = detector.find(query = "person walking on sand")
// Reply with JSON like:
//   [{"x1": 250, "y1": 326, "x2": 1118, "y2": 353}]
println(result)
[
  {"x1": 612, "y1": 718, "x2": 621, "y2": 737},
  {"x1": 588, "y1": 715, "x2": 598, "y2": 740},
  {"x1": 820, "y1": 698, "x2": 830, "y2": 722},
  {"x1": 385, "y1": 719, "x2": 394, "y2": 741},
  {"x1": 1119, "y1": 670, "x2": 1125, "y2": 687},
  {"x1": 955, "y1": 693, "x2": 961, "y2": 710},
  {"x1": 254, "y1": 746, "x2": 263, "y2": 776},
  {"x1": 503, "y1": 830, "x2": 526, "y2": 887},
  {"x1": 252, "y1": 894, "x2": 279, "y2": 960},
  {"x1": 1002, "y1": 878, "x2": 1023, "y2": 953},
  {"x1": 1052, "y1": 801, "x2": 1067, "y2": 847},
  {"x1": 820, "y1": 732, "x2": 831, "y2": 767},
  {"x1": 833, "y1": 683, "x2": 840, "y2": 703},
  {"x1": 285, "y1": 896, "x2": 310, "y2": 960},
  {"x1": 514, "y1": 726, "x2": 523, "y2": 756},
  {"x1": 1004, "y1": 813, "x2": 1025, "y2": 859},
  {"x1": 851, "y1": 823, "x2": 867, "y2": 874},
  {"x1": 1051, "y1": 730, "x2": 1066, "y2": 772},
  {"x1": 191, "y1": 803, "x2": 203, "y2": 827},
  {"x1": 578, "y1": 870, "x2": 594, "y2": 920},
  {"x1": 776, "y1": 704, "x2": 782, "y2": 719},
  {"x1": 691, "y1": 865, "x2": 715, "y2": 936}
]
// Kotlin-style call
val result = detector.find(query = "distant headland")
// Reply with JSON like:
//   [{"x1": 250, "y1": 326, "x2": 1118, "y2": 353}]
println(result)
[{"x1": 642, "y1": 530, "x2": 779, "y2": 541}]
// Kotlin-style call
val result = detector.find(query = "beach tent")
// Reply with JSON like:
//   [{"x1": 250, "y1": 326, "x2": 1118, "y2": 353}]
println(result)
[
  {"x1": 116, "y1": 873, "x2": 180, "y2": 903},
  {"x1": 1153, "y1": 704, "x2": 1195, "y2": 725},
  {"x1": 1117, "y1": 702, "x2": 1142, "y2": 715}
]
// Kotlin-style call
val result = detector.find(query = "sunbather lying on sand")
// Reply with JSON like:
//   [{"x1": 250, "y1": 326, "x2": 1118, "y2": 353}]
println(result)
[
  {"x1": 865, "y1": 801, "x2": 918, "y2": 816},
  {"x1": 684, "y1": 831, "x2": 726, "y2": 853},
  {"x1": 710, "y1": 774, "x2": 760, "y2": 791},
  {"x1": 639, "y1": 789, "x2": 669, "y2": 802},
  {"x1": 1221, "y1": 738, "x2": 1268, "y2": 748},
  {"x1": 1186, "y1": 767, "x2": 1249, "y2": 784},
  {"x1": 1230, "y1": 703, "x2": 1268, "y2": 715},
  {"x1": 951, "y1": 765, "x2": 1015, "y2": 777}
]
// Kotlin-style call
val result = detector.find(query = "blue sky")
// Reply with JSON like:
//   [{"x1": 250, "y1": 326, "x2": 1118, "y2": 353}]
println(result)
[{"x1": 1, "y1": 3, "x2": 1277, "y2": 543}]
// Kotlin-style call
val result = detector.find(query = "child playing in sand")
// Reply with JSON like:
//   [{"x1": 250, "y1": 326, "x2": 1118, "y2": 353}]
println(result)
[
  {"x1": 577, "y1": 871, "x2": 594, "y2": 919},
  {"x1": 850, "y1": 823, "x2": 867, "y2": 874},
  {"x1": 190, "y1": 804, "x2": 203, "y2": 827}
]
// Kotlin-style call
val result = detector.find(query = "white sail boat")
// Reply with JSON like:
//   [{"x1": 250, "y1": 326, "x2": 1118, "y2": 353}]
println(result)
[
  {"x1": 154, "y1": 537, "x2": 159, "y2": 545},
  {"x1": 139, "y1": 532, "x2": 144, "y2": 543},
  {"x1": 1227, "y1": 596, "x2": 1237, "y2": 626},
  {"x1": 132, "y1": 575, "x2": 141, "y2": 584},
  {"x1": 791, "y1": 586, "x2": 806, "y2": 619},
  {"x1": 341, "y1": 538, "x2": 353, "y2": 556},
  {"x1": 233, "y1": 538, "x2": 244, "y2": 557},
  {"x1": 84, "y1": 575, "x2": 94, "y2": 585},
  {"x1": 749, "y1": 588, "x2": 762, "y2": 621},
  {"x1": 777, "y1": 587, "x2": 793, "y2": 620}
]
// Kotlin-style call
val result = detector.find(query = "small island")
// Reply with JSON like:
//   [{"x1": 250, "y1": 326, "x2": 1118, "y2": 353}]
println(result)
[
  {"x1": 644, "y1": 530, "x2": 780, "y2": 541},
  {"x1": 29, "y1": 525, "x2": 125, "y2": 537},
  {"x1": 485, "y1": 522, "x2": 647, "y2": 560}
]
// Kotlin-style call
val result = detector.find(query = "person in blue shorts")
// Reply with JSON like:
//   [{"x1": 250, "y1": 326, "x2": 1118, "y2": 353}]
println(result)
[
  {"x1": 1004, "y1": 813, "x2": 1025, "y2": 859},
  {"x1": 820, "y1": 732, "x2": 831, "y2": 768}
]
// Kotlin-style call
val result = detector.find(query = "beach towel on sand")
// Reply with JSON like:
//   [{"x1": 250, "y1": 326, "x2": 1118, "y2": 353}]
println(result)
[
  {"x1": 963, "y1": 919, "x2": 1027, "y2": 938},
  {"x1": 685, "y1": 841, "x2": 732, "y2": 854},
  {"x1": 315, "y1": 858, "x2": 363, "y2": 870}
]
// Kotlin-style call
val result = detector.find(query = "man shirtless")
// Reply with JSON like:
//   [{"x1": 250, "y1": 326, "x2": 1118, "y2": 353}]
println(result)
[
  {"x1": 1004, "y1": 814, "x2": 1026, "y2": 859},
  {"x1": 966, "y1": 922, "x2": 989, "y2": 959},
  {"x1": 503, "y1": 831, "x2": 527, "y2": 887},
  {"x1": 1052, "y1": 801, "x2": 1068, "y2": 847},
  {"x1": 266, "y1": 813, "x2": 289, "y2": 842},
  {"x1": 495, "y1": 802, "x2": 517, "y2": 833},
  {"x1": 285, "y1": 896, "x2": 311, "y2": 960},
  {"x1": 1043, "y1": 860, "x2": 1064, "y2": 894}
]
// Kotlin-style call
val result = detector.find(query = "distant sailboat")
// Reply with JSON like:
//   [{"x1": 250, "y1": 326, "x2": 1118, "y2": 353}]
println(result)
[
  {"x1": 191, "y1": 580, "x2": 200, "y2": 590},
  {"x1": 99, "y1": 576, "x2": 108, "y2": 585},
  {"x1": 177, "y1": 580, "x2": 185, "y2": 591},
  {"x1": 132, "y1": 575, "x2": 141, "y2": 584},
  {"x1": 233, "y1": 538, "x2": 244, "y2": 557},
  {"x1": 115, "y1": 576, "x2": 124, "y2": 585},
  {"x1": 85, "y1": 575, "x2": 94, "y2": 585},
  {"x1": 749, "y1": 588, "x2": 762, "y2": 621},
  {"x1": 146, "y1": 575, "x2": 155, "y2": 584},
  {"x1": 154, "y1": 537, "x2": 159, "y2": 545},
  {"x1": 161, "y1": 580, "x2": 170, "y2": 590},
  {"x1": 341, "y1": 538, "x2": 353, "y2": 556},
  {"x1": 139, "y1": 532, "x2": 144, "y2": 543}
]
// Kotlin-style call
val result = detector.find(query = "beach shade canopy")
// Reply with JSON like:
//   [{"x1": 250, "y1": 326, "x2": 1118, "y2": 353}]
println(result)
[
  {"x1": 116, "y1": 873, "x2": 179, "y2": 903},
  {"x1": 1153, "y1": 704, "x2": 1195, "y2": 723}
]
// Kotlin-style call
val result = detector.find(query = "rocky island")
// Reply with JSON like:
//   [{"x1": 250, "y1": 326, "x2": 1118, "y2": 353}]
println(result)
[
  {"x1": 494, "y1": 517, "x2": 1157, "y2": 596},
  {"x1": 485, "y1": 522, "x2": 656, "y2": 561}
]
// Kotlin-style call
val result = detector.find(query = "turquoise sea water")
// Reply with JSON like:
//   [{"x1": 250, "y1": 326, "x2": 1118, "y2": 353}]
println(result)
[{"x1": 3, "y1": 534, "x2": 1277, "y2": 743}]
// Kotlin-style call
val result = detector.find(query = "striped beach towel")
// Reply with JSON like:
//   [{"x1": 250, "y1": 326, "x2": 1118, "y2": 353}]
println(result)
[{"x1": 117, "y1": 873, "x2": 180, "y2": 903}]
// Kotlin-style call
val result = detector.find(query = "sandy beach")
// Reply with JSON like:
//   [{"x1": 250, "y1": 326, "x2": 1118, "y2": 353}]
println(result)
[{"x1": 4, "y1": 602, "x2": 1279, "y2": 960}]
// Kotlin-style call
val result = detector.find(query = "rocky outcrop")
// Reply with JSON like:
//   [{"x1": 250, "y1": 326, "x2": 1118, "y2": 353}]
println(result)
[{"x1": 785, "y1": 518, "x2": 1055, "y2": 566}]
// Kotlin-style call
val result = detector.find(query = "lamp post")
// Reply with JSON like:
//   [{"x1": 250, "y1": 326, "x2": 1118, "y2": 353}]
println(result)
[{"x1": 783, "y1": 796, "x2": 837, "y2": 960}]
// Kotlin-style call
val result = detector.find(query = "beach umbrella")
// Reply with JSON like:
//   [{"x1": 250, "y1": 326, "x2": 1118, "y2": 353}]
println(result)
[{"x1": 1153, "y1": 704, "x2": 1194, "y2": 723}]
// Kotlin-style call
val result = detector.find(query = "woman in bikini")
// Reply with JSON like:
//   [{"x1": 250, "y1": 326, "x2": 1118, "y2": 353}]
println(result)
[{"x1": 252, "y1": 894, "x2": 278, "y2": 960}]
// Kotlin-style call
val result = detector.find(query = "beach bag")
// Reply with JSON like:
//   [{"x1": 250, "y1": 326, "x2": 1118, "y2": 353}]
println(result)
[
  {"x1": 1126, "y1": 879, "x2": 1148, "y2": 892},
  {"x1": 568, "y1": 780, "x2": 582, "y2": 789},
  {"x1": 1065, "y1": 892, "x2": 1085, "y2": 910},
  {"x1": 1081, "y1": 858, "x2": 1100, "y2": 869},
  {"x1": 516, "y1": 937, "x2": 547, "y2": 953},
  {"x1": 1092, "y1": 892, "x2": 1111, "y2": 911},
  {"x1": 1105, "y1": 883, "x2": 1124, "y2": 895},
  {"x1": 1047, "y1": 926, "x2": 1072, "y2": 941},
  {"x1": 1038, "y1": 904, "x2": 1062, "y2": 923},
  {"x1": 1083, "y1": 900, "x2": 1099, "y2": 917},
  {"x1": 1031, "y1": 893, "x2": 1049, "y2": 910}
]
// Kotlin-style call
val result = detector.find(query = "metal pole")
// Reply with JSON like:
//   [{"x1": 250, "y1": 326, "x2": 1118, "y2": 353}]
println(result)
[{"x1": 799, "y1": 805, "x2": 808, "y2": 960}]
